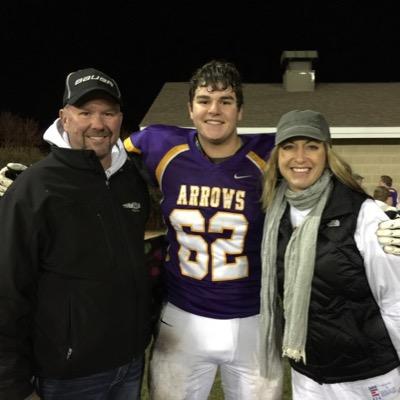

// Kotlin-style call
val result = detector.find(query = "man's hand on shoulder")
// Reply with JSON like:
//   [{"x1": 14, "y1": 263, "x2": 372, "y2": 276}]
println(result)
[
  {"x1": 0, "y1": 162, "x2": 28, "y2": 196},
  {"x1": 377, "y1": 218, "x2": 400, "y2": 255}
]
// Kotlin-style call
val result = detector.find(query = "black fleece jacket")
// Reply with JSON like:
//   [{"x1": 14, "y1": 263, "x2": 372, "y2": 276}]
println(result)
[{"x1": 0, "y1": 147, "x2": 151, "y2": 400}]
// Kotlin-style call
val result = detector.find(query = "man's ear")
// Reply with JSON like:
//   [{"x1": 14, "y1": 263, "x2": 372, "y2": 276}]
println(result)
[
  {"x1": 238, "y1": 106, "x2": 243, "y2": 122},
  {"x1": 59, "y1": 108, "x2": 65, "y2": 121}
]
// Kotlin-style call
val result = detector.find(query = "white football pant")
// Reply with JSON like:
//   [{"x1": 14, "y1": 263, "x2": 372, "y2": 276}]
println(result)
[{"x1": 150, "y1": 302, "x2": 282, "y2": 400}]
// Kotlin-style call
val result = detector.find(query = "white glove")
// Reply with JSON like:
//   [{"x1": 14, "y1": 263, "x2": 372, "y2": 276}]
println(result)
[
  {"x1": 0, "y1": 167, "x2": 13, "y2": 196},
  {"x1": 0, "y1": 162, "x2": 27, "y2": 196},
  {"x1": 377, "y1": 219, "x2": 400, "y2": 255}
]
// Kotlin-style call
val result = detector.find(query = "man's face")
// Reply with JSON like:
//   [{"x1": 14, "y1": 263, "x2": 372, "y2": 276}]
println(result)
[
  {"x1": 188, "y1": 85, "x2": 243, "y2": 147},
  {"x1": 60, "y1": 97, "x2": 123, "y2": 169}
]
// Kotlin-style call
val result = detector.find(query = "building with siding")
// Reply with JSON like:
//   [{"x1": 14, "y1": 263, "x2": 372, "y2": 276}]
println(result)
[{"x1": 140, "y1": 82, "x2": 400, "y2": 195}]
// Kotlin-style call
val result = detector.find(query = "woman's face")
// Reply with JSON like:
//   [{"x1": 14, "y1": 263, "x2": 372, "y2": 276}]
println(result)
[{"x1": 278, "y1": 138, "x2": 327, "y2": 191}]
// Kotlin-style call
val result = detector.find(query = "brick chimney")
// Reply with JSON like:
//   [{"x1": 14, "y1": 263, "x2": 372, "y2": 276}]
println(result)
[{"x1": 281, "y1": 50, "x2": 318, "y2": 92}]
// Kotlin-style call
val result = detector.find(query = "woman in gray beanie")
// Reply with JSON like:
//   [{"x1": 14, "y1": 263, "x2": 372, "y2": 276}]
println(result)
[{"x1": 259, "y1": 109, "x2": 400, "y2": 399}]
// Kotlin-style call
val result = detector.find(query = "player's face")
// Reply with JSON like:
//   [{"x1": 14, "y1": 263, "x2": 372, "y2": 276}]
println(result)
[
  {"x1": 60, "y1": 98, "x2": 123, "y2": 169},
  {"x1": 278, "y1": 138, "x2": 327, "y2": 191},
  {"x1": 189, "y1": 85, "x2": 243, "y2": 147}
]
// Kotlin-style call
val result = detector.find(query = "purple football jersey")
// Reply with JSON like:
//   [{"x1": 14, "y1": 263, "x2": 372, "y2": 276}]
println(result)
[{"x1": 125, "y1": 125, "x2": 274, "y2": 318}]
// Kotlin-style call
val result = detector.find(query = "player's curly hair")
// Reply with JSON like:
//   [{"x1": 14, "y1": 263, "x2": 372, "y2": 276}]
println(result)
[{"x1": 188, "y1": 60, "x2": 243, "y2": 109}]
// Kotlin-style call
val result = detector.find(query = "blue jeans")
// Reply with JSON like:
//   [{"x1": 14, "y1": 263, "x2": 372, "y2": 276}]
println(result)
[{"x1": 36, "y1": 355, "x2": 144, "y2": 400}]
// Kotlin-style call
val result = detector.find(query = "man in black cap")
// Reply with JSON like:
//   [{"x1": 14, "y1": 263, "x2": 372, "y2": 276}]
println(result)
[{"x1": 0, "y1": 68, "x2": 151, "y2": 400}]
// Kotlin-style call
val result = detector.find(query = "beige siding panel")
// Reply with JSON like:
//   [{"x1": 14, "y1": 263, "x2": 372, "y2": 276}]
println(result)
[{"x1": 334, "y1": 142, "x2": 400, "y2": 195}]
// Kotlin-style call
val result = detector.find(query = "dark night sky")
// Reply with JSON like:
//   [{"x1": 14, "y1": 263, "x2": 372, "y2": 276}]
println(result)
[{"x1": 1, "y1": 1, "x2": 399, "y2": 131}]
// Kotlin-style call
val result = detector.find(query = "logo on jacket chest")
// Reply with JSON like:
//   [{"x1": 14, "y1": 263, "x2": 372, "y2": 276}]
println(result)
[
  {"x1": 122, "y1": 202, "x2": 141, "y2": 212},
  {"x1": 326, "y1": 219, "x2": 340, "y2": 227}
]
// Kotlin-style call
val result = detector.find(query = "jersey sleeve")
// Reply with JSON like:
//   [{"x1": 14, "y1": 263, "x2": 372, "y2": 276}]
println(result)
[
  {"x1": 242, "y1": 133, "x2": 275, "y2": 170},
  {"x1": 123, "y1": 125, "x2": 193, "y2": 185},
  {"x1": 124, "y1": 126, "x2": 159, "y2": 182},
  {"x1": 355, "y1": 199, "x2": 400, "y2": 358}
]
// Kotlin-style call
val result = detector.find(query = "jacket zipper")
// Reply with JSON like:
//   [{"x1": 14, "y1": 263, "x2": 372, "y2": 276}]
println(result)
[
  {"x1": 66, "y1": 298, "x2": 73, "y2": 360},
  {"x1": 66, "y1": 347, "x2": 73, "y2": 360}
]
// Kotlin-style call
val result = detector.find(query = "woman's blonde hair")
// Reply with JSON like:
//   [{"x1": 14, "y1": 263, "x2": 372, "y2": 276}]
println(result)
[{"x1": 261, "y1": 143, "x2": 365, "y2": 209}]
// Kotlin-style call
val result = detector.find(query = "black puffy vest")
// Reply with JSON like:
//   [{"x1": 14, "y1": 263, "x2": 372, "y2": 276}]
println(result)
[{"x1": 277, "y1": 179, "x2": 400, "y2": 383}]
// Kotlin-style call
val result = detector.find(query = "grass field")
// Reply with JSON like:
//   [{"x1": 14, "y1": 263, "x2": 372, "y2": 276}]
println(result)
[
  {"x1": 140, "y1": 356, "x2": 292, "y2": 399},
  {"x1": 0, "y1": 146, "x2": 44, "y2": 167}
]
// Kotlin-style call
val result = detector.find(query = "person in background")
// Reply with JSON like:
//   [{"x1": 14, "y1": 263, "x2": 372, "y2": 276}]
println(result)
[
  {"x1": 379, "y1": 175, "x2": 398, "y2": 207},
  {"x1": 373, "y1": 185, "x2": 400, "y2": 219},
  {"x1": 260, "y1": 109, "x2": 400, "y2": 400},
  {"x1": 0, "y1": 68, "x2": 151, "y2": 400},
  {"x1": 124, "y1": 60, "x2": 282, "y2": 400}
]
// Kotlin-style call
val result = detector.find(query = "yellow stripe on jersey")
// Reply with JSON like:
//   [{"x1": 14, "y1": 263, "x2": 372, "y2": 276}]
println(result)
[
  {"x1": 246, "y1": 151, "x2": 267, "y2": 172},
  {"x1": 123, "y1": 137, "x2": 141, "y2": 154},
  {"x1": 155, "y1": 144, "x2": 190, "y2": 186}
]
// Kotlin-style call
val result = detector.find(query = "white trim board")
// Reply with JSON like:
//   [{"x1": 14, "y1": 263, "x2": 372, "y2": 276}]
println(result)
[{"x1": 140, "y1": 125, "x2": 400, "y2": 139}]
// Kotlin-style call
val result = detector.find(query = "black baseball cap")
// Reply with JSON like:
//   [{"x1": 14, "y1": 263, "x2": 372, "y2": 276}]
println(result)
[{"x1": 63, "y1": 68, "x2": 122, "y2": 106}]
